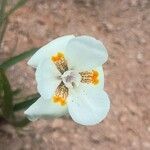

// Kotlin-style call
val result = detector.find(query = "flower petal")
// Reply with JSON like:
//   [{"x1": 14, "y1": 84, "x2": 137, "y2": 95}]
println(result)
[
  {"x1": 80, "y1": 66, "x2": 104, "y2": 89},
  {"x1": 28, "y1": 35, "x2": 75, "y2": 68},
  {"x1": 35, "y1": 58, "x2": 61, "y2": 100},
  {"x1": 24, "y1": 97, "x2": 68, "y2": 121},
  {"x1": 65, "y1": 35, "x2": 108, "y2": 71},
  {"x1": 68, "y1": 88, "x2": 110, "y2": 125}
]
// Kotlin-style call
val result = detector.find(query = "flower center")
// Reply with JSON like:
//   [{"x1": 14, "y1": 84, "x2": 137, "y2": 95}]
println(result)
[{"x1": 61, "y1": 70, "x2": 81, "y2": 88}]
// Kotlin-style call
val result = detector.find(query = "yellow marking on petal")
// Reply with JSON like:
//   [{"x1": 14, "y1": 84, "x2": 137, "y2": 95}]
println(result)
[
  {"x1": 80, "y1": 70, "x2": 99, "y2": 85},
  {"x1": 51, "y1": 52, "x2": 64, "y2": 62},
  {"x1": 53, "y1": 96, "x2": 66, "y2": 106},
  {"x1": 91, "y1": 70, "x2": 99, "y2": 85},
  {"x1": 51, "y1": 52, "x2": 68, "y2": 74},
  {"x1": 52, "y1": 82, "x2": 68, "y2": 106}
]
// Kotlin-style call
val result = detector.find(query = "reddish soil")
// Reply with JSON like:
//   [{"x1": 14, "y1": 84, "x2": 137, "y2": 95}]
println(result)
[{"x1": 0, "y1": 0, "x2": 150, "y2": 150}]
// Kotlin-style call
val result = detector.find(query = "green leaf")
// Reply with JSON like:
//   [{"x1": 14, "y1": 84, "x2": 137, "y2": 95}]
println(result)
[
  {"x1": 13, "y1": 93, "x2": 40, "y2": 111},
  {"x1": 0, "y1": 0, "x2": 7, "y2": 27},
  {"x1": 0, "y1": 0, "x2": 7, "y2": 13},
  {"x1": 11, "y1": 117, "x2": 30, "y2": 127},
  {"x1": 0, "y1": 69, "x2": 14, "y2": 118},
  {"x1": 0, "y1": 18, "x2": 8, "y2": 48},
  {"x1": 0, "y1": 47, "x2": 38, "y2": 70},
  {"x1": 6, "y1": 0, "x2": 27, "y2": 19},
  {"x1": 12, "y1": 88, "x2": 21, "y2": 96},
  {"x1": 0, "y1": 72, "x2": 3, "y2": 94}
]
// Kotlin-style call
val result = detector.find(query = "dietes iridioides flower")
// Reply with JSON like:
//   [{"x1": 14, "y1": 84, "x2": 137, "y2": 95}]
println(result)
[{"x1": 24, "y1": 35, "x2": 110, "y2": 126}]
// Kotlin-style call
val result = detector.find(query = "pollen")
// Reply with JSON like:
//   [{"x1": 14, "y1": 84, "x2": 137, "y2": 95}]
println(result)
[
  {"x1": 53, "y1": 95, "x2": 67, "y2": 106},
  {"x1": 92, "y1": 70, "x2": 99, "y2": 85},
  {"x1": 51, "y1": 52, "x2": 64, "y2": 62}
]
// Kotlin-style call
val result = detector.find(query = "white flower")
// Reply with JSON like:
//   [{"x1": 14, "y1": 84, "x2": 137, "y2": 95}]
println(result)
[{"x1": 24, "y1": 35, "x2": 110, "y2": 126}]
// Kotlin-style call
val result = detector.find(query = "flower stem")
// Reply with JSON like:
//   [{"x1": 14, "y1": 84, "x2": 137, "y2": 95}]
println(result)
[{"x1": 0, "y1": 69, "x2": 14, "y2": 120}]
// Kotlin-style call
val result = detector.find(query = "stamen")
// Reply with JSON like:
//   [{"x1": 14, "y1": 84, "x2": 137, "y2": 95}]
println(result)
[
  {"x1": 80, "y1": 70, "x2": 99, "y2": 85},
  {"x1": 52, "y1": 82, "x2": 68, "y2": 106},
  {"x1": 51, "y1": 52, "x2": 68, "y2": 74}
]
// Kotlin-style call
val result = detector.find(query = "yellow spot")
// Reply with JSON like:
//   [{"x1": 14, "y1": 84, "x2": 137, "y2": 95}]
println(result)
[
  {"x1": 51, "y1": 52, "x2": 64, "y2": 62},
  {"x1": 92, "y1": 70, "x2": 99, "y2": 85},
  {"x1": 53, "y1": 95, "x2": 66, "y2": 106}
]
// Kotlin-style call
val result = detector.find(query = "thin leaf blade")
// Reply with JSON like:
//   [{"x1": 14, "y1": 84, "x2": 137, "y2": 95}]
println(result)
[
  {"x1": 0, "y1": 47, "x2": 38, "y2": 70},
  {"x1": 6, "y1": 0, "x2": 27, "y2": 18},
  {"x1": 13, "y1": 93, "x2": 40, "y2": 111},
  {"x1": 0, "y1": 69, "x2": 14, "y2": 118}
]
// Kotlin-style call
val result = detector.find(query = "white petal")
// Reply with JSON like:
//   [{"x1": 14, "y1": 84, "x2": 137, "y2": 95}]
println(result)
[
  {"x1": 24, "y1": 97, "x2": 68, "y2": 121},
  {"x1": 68, "y1": 88, "x2": 110, "y2": 126},
  {"x1": 65, "y1": 35, "x2": 108, "y2": 71},
  {"x1": 35, "y1": 58, "x2": 61, "y2": 99},
  {"x1": 28, "y1": 35, "x2": 75, "y2": 68}
]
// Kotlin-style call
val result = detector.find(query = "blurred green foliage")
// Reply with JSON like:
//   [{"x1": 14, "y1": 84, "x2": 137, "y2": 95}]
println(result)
[{"x1": 0, "y1": 0, "x2": 39, "y2": 127}]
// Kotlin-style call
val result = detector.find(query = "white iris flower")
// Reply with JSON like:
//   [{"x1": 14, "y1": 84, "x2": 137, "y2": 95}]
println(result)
[{"x1": 24, "y1": 35, "x2": 110, "y2": 126}]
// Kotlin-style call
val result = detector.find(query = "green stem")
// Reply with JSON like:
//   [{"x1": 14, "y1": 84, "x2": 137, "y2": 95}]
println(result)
[
  {"x1": 0, "y1": 0, "x2": 27, "y2": 27},
  {"x1": 0, "y1": 0, "x2": 7, "y2": 25},
  {"x1": 0, "y1": 47, "x2": 38, "y2": 70},
  {"x1": 0, "y1": 0, "x2": 27, "y2": 26},
  {"x1": 0, "y1": 69, "x2": 14, "y2": 119},
  {"x1": 13, "y1": 93, "x2": 40, "y2": 112},
  {"x1": 0, "y1": 0, "x2": 7, "y2": 50},
  {"x1": 0, "y1": 18, "x2": 8, "y2": 49},
  {"x1": 0, "y1": 0, "x2": 27, "y2": 50},
  {"x1": 6, "y1": 0, "x2": 27, "y2": 18},
  {"x1": 11, "y1": 117, "x2": 30, "y2": 127},
  {"x1": 12, "y1": 88, "x2": 21, "y2": 96}
]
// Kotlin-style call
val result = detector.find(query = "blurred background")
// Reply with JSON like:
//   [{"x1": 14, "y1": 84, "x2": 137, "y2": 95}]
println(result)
[{"x1": 0, "y1": 0, "x2": 150, "y2": 150}]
